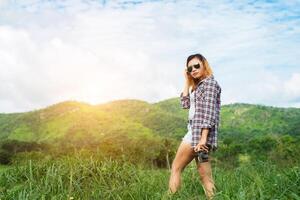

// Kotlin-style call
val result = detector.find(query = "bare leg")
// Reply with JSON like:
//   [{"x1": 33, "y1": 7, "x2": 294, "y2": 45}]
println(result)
[
  {"x1": 195, "y1": 158, "x2": 216, "y2": 199},
  {"x1": 168, "y1": 141, "x2": 196, "y2": 193}
]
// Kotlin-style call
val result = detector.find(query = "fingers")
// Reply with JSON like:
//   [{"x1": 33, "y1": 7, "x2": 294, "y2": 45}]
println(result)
[
  {"x1": 200, "y1": 147, "x2": 208, "y2": 153},
  {"x1": 184, "y1": 70, "x2": 189, "y2": 77},
  {"x1": 184, "y1": 68, "x2": 191, "y2": 75},
  {"x1": 202, "y1": 145, "x2": 209, "y2": 151},
  {"x1": 202, "y1": 148, "x2": 209, "y2": 153},
  {"x1": 194, "y1": 146, "x2": 200, "y2": 152},
  {"x1": 194, "y1": 144, "x2": 209, "y2": 153}
]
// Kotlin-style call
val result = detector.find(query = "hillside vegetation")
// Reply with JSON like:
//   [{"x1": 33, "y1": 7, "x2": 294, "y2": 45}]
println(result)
[{"x1": 0, "y1": 99, "x2": 300, "y2": 199}]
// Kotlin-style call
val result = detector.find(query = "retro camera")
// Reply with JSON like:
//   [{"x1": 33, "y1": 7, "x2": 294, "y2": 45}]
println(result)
[
  {"x1": 197, "y1": 150, "x2": 209, "y2": 163},
  {"x1": 197, "y1": 144, "x2": 211, "y2": 163}
]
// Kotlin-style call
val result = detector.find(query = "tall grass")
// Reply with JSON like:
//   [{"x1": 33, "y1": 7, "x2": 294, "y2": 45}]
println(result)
[{"x1": 0, "y1": 152, "x2": 299, "y2": 200}]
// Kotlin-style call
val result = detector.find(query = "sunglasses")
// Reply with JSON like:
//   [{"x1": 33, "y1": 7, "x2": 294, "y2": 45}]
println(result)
[{"x1": 187, "y1": 63, "x2": 201, "y2": 73}]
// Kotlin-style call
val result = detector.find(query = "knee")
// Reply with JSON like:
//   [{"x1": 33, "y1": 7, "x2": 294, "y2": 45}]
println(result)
[
  {"x1": 198, "y1": 170, "x2": 207, "y2": 180},
  {"x1": 197, "y1": 167, "x2": 211, "y2": 181},
  {"x1": 171, "y1": 163, "x2": 183, "y2": 173}
]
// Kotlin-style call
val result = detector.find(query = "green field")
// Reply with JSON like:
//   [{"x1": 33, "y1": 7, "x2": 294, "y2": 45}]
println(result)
[
  {"x1": 0, "y1": 100, "x2": 300, "y2": 199},
  {"x1": 0, "y1": 151, "x2": 299, "y2": 200}
]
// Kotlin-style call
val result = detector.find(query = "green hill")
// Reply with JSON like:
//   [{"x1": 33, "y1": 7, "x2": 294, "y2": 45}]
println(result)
[
  {"x1": 0, "y1": 99, "x2": 300, "y2": 145},
  {"x1": 155, "y1": 100, "x2": 300, "y2": 138},
  {"x1": 0, "y1": 101, "x2": 159, "y2": 144},
  {"x1": 219, "y1": 103, "x2": 300, "y2": 140}
]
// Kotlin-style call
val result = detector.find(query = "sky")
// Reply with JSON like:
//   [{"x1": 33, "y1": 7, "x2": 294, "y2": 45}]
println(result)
[{"x1": 0, "y1": 0, "x2": 300, "y2": 113}]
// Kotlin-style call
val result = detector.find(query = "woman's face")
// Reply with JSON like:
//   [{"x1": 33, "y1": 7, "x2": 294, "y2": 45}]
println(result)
[{"x1": 187, "y1": 57, "x2": 204, "y2": 79}]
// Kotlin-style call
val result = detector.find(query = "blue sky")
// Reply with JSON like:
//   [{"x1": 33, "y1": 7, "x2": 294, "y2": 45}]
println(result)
[{"x1": 0, "y1": 0, "x2": 299, "y2": 113}]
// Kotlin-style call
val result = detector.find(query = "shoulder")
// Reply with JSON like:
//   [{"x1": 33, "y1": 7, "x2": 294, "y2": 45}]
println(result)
[{"x1": 203, "y1": 75, "x2": 221, "y2": 91}]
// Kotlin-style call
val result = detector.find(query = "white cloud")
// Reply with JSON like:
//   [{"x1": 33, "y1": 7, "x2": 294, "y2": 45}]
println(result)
[
  {"x1": 0, "y1": 0, "x2": 299, "y2": 112},
  {"x1": 284, "y1": 73, "x2": 300, "y2": 101}
]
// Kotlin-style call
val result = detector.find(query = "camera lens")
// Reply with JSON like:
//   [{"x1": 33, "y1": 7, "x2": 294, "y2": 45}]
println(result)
[{"x1": 197, "y1": 151, "x2": 209, "y2": 162}]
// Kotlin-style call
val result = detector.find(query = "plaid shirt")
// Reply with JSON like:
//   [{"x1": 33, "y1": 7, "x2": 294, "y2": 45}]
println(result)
[{"x1": 180, "y1": 75, "x2": 221, "y2": 151}]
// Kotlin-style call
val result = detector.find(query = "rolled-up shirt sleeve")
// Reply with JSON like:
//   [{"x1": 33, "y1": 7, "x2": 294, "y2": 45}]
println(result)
[
  {"x1": 199, "y1": 81, "x2": 220, "y2": 128},
  {"x1": 180, "y1": 92, "x2": 190, "y2": 109}
]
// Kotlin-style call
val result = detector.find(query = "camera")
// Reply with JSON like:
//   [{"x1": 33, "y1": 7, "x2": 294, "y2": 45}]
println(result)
[
  {"x1": 197, "y1": 150, "x2": 209, "y2": 163},
  {"x1": 197, "y1": 144, "x2": 211, "y2": 163}
]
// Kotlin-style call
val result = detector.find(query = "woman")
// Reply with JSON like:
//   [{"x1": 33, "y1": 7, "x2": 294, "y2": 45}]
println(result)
[{"x1": 168, "y1": 53, "x2": 221, "y2": 199}]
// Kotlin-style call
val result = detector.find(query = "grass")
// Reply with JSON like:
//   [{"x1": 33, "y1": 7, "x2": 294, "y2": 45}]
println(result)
[{"x1": 0, "y1": 154, "x2": 299, "y2": 200}]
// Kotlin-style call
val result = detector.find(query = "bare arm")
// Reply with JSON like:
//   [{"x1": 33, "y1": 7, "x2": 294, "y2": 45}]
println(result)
[
  {"x1": 200, "y1": 128, "x2": 209, "y2": 142},
  {"x1": 179, "y1": 68, "x2": 192, "y2": 109},
  {"x1": 182, "y1": 81, "x2": 190, "y2": 96}
]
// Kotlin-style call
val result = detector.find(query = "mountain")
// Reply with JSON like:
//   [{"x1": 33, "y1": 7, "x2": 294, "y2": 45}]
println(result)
[
  {"x1": 0, "y1": 99, "x2": 299, "y2": 144},
  {"x1": 0, "y1": 99, "x2": 186, "y2": 143},
  {"x1": 155, "y1": 101, "x2": 300, "y2": 140},
  {"x1": 219, "y1": 103, "x2": 300, "y2": 139}
]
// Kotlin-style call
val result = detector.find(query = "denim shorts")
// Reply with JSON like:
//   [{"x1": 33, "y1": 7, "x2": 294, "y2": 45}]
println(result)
[
  {"x1": 182, "y1": 123, "x2": 212, "y2": 163},
  {"x1": 182, "y1": 123, "x2": 192, "y2": 144}
]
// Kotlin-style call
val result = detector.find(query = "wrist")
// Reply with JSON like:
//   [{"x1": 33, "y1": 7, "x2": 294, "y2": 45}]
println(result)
[{"x1": 184, "y1": 81, "x2": 190, "y2": 87}]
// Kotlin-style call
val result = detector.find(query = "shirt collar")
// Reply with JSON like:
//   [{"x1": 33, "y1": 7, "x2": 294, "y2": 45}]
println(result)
[{"x1": 196, "y1": 74, "x2": 214, "y2": 87}]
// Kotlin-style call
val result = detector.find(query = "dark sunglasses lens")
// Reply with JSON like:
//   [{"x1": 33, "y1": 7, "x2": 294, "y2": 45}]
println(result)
[
  {"x1": 187, "y1": 64, "x2": 201, "y2": 73},
  {"x1": 194, "y1": 64, "x2": 200, "y2": 69}
]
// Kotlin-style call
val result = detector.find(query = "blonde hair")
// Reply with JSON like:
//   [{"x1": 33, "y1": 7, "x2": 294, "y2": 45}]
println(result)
[{"x1": 186, "y1": 54, "x2": 213, "y2": 92}]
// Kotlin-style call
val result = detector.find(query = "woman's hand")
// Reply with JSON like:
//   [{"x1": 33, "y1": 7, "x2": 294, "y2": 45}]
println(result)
[
  {"x1": 183, "y1": 68, "x2": 192, "y2": 87},
  {"x1": 194, "y1": 138, "x2": 209, "y2": 153}
]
